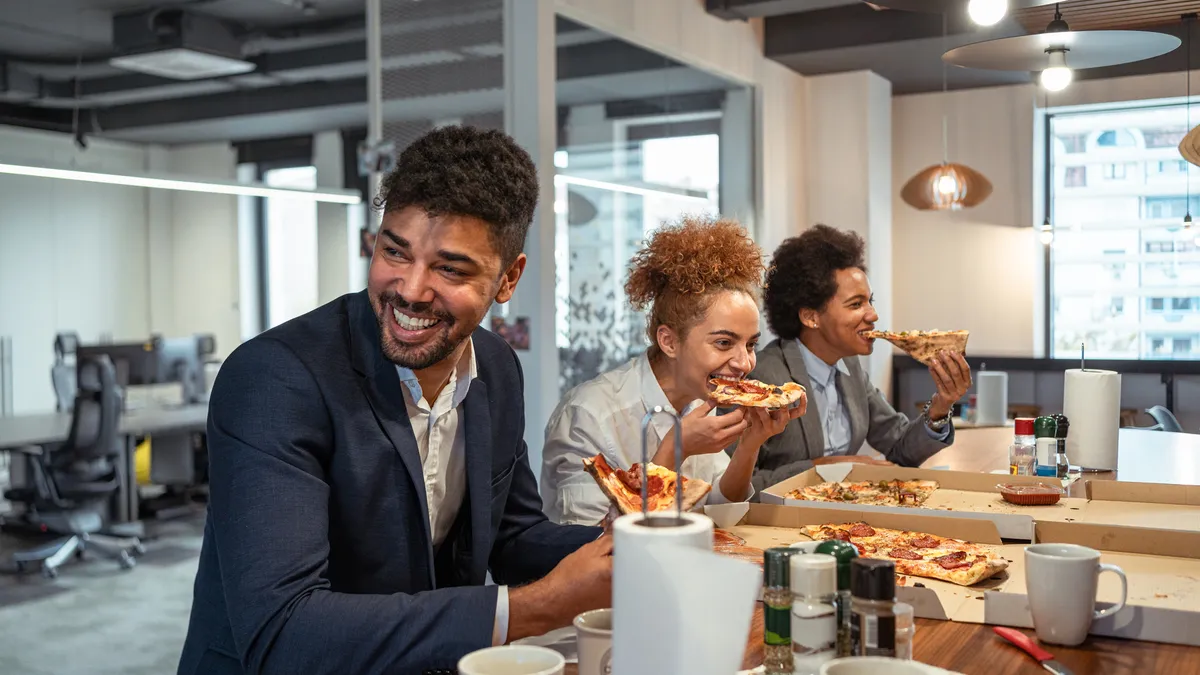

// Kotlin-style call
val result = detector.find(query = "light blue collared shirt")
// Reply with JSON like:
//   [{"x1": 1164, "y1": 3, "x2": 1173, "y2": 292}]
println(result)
[{"x1": 796, "y1": 340, "x2": 947, "y2": 456}]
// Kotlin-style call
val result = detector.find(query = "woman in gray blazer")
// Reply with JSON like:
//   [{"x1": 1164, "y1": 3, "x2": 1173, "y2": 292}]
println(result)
[{"x1": 748, "y1": 225, "x2": 972, "y2": 495}]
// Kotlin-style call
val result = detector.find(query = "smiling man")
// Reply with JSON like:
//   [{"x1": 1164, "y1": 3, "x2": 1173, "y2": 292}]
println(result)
[{"x1": 178, "y1": 126, "x2": 611, "y2": 675}]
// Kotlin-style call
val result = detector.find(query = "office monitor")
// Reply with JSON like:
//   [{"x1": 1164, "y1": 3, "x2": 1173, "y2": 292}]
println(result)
[{"x1": 77, "y1": 341, "x2": 159, "y2": 389}]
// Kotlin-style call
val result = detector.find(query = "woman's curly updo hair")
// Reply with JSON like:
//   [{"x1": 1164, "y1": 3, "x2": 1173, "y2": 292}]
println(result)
[
  {"x1": 625, "y1": 215, "x2": 765, "y2": 358},
  {"x1": 763, "y1": 224, "x2": 866, "y2": 341}
]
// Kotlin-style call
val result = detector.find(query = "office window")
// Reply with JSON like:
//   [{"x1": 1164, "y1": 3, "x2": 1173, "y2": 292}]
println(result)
[
  {"x1": 1049, "y1": 105, "x2": 1200, "y2": 359},
  {"x1": 1059, "y1": 133, "x2": 1087, "y2": 153},
  {"x1": 1064, "y1": 166, "x2": 1086, "y2": 187},
  {"x1": 1144, "y1": 128, "x2": 1187, "y2": 148}
]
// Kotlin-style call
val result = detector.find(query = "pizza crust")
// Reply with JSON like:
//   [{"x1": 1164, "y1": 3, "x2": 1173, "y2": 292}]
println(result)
[{"x1": 863, "y1": 330, "x2": 969, "y2": 366}]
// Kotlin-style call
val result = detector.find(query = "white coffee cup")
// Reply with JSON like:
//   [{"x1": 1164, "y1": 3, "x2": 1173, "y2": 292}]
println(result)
[
  {"x1": 1024, "y1": 543, "x2": 1128, "y2": 646},
  {"x1": 574, "y1": 608, "x2": 613, "y2": 675},
  {"x1": 458, "y1": 645, "x2": 566, "y2": 675},
  {"x1": 820, "y1": 656, "x2": 933, "y2": 675}
]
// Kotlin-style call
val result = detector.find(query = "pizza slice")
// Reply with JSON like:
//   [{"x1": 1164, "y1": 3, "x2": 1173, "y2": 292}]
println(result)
[
  {"x1": 709, "y1": 377, "x2": 806, "y2": 409},
  {"x1": 862, "y1": 329, "x2": 969, "y2": 366},
  {"x1": 785, "y1": 480, "x2": 939, "y2": 506},
  {"x1": 582, "y1": 454, "x2": 712, "y2": 515},
  {"x1": 712, "y1": 529, "x2": 764, "y2": 567},
  {"x1": 799, "y1": 522, "x2": 1007, "y2": 587}
]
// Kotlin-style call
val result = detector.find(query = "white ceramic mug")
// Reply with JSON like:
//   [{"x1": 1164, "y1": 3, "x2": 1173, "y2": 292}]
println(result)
[
  {"x1": 820, "y1": 656, "x2": 933, "y2": 675},
  {"x1": 574, "y1": 608, "x2": 612, "y2": 675},
  {"x1": 457, "y1": 645, "x2": 566, "y2": 675},
  {"x1": 1024, "y1": 543, "x2": 1128, "y2": 646}
]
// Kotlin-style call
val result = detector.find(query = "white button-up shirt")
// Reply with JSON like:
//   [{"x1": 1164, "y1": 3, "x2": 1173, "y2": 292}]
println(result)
[
  {"x1": 540, "y1": 352, "x2": 748, "y2": 525},
  {"x1": 394, "y1": 338, "x2": 508, "y2": 645}
]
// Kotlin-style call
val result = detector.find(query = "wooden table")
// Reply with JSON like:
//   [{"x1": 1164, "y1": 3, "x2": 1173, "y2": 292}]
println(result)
[{"x1": 566, "y1": 605, "x2": 1199, "y2": 674}]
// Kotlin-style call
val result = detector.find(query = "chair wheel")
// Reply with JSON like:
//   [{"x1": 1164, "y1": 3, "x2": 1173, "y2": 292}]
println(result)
[
  {"x1": 118, "y1": 552, "x2": 136, "y2": 570},
  {"x1": 42, "y1": 566, "x2": 58, "y2": 580}
]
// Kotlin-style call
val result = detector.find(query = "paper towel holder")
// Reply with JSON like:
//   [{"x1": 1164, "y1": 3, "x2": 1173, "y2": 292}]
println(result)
[{"x1": 633, "y1": 405, "x2": 690, "y2": 529}]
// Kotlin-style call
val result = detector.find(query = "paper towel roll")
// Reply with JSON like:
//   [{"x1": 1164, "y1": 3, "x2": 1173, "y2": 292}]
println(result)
[
  {"x1": 613, "y1": 511, "x2": 758, "y2": 675},
  {"x1": 1063, "y1": 368, "x2": 1121, "y2": 470},
  {"x1": 975, "y1": 371, "x2": 1009, "y2": 426}
]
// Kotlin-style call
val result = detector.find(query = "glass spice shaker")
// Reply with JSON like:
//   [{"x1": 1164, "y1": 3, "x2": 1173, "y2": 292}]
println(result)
[{"x1": 763, "y1": 547, "x2": 796, "y2": 675}]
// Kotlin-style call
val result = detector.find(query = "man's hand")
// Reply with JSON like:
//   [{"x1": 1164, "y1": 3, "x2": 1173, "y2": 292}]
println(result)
[
  {"x1": 812, "y1": 455, "x2": 894, "y2": 467},
  {"x1": 928, "y1": 350, "x2": 972, "y2": 420},
  {"x1": 651, "y1": 401, "x2": 749, "y2": 466},
  {"x1": 506, "y1": 534, "x2": 613, "y2": 642}
]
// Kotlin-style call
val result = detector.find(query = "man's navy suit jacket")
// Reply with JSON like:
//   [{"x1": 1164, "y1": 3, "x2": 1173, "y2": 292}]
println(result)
[{"x1": 177, "y1": 290, "x2": 599, "y2": 675}]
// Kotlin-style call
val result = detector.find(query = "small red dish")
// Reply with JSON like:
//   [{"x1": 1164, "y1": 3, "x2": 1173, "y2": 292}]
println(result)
[{"x1": 996, "y1": 483, "x2": 1064, "y2": 506}]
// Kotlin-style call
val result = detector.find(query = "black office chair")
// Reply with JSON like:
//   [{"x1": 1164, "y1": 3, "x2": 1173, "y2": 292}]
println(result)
[
  {"x1": 5, "y1": 354, "x2": 142, "y2": 578},
  {"x1": 1142, "y1": 405, "x2": 1184, "y2": 433}
]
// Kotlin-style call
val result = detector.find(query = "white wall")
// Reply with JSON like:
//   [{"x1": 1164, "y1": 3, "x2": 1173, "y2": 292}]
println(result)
[
  {"x1": 892, "y1": 84, "x2": 1040, "y2": 356},
  {"x1": 0, "y1": 126, "x2": 151, "y2": 414}
]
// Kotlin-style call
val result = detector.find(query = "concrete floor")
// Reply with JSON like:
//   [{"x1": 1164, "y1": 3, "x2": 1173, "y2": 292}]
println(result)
[{"x1": 0, "y1": 510, "x2": 204, "y2": 675}]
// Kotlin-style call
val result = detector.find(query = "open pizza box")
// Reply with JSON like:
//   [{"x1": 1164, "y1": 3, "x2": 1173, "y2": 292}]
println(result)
[
  {"x1": 760, "y1": 464, "x2": 1064, "y2": 540},
  {"x1": 762, "y1": 466, "x2": 1200, "y2": 541},
  {"x1": 704, "y1": 502, "x2": 1019, "y2": 622},
  {"x1": 980, "y1": 521, "x2": 1200, "y2": 647},
  {"x1": 704, "y1": 503, "x2": 1200, "y2": 646}
]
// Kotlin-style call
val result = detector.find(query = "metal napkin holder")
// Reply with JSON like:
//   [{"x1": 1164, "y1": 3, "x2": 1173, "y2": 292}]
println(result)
[{"x1": 631, "y1": 405, "x2": 690, "y2": 529}]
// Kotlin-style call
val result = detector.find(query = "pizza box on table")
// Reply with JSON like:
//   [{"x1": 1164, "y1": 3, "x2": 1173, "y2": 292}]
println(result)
[
  {"x1": 704, "y1": 502, "x2": 1018, "y2": 623},
  {"x1": 704, "y1": 503, "x2": 1200, "y2": 646},
  {"x1": 980, "y1": 521, "x2": 1200, "y2": 647},
  {"x1": 761, "y1": 463, "x2": 1065, "y2": 540}
]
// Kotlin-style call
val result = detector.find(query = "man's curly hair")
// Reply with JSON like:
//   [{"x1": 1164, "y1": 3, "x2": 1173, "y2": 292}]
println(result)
[
  {"x1": 626, "y1": 215, "x2": 764, "y2": 357},
  {"x1": 764, "y1": 224, "x2": 866, "y2": 341},
  {"x1": 373, "y1": 125, "x2": 538, "y2": 267}
]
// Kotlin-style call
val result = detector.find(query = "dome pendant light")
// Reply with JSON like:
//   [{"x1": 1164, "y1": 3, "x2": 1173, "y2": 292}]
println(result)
[{"x1": 901, "y1": 12, "x2": 993, "y2": 211}]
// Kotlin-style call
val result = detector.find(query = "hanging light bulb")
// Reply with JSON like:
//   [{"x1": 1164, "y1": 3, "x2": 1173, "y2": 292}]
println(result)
[
  {"x1": 1040, "y1": 217, "x2": 1054, "y2": 245},
  {"x1": 967, "y1": 0, "x2": 1007, "y2": 26},
  {"x1": 936, "y1": 172, "x2": 959, "y2": 195},
  {"x1": 1186, "y1": 213, "x2": 1194, "y2": 231},
  {"x1": 1041, "y1": 50, "x2": 1073, "y2": 92}
]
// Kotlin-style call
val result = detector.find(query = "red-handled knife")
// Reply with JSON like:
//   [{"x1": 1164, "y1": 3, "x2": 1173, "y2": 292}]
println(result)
[{"x1": 993, "y1": 627, "x2": 1074, "y2": 675}]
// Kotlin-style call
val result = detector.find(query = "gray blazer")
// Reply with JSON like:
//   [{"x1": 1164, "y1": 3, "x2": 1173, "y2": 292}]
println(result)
[{"x1": 748, "y1": 339, "x2": 954, "y2": 496}]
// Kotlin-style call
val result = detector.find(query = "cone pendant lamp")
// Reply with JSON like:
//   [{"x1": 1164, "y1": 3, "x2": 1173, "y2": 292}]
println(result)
[{"x1": 901, "y1": 13, "x2": 992, "y2": 211}]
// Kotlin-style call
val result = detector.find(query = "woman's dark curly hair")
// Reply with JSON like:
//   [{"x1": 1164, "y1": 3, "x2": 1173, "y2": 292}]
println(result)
[
  {"x1": 373, "y1": 125, "x2": 538, "y2": 267},
  {"x1": 626, "y1": 215, "x2": 765, "y2": 358},
  {"x1": 764, "y1": 224, "x2": 866, "y2": 340}
]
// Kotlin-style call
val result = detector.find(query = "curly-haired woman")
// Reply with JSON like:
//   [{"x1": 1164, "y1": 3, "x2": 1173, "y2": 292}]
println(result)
[
  {"x1": 540, "y1": 215, "x2": 807, "y2": 525},
  {"x1": 748, "y1": 224, "x2": 972, "y2": 494}
]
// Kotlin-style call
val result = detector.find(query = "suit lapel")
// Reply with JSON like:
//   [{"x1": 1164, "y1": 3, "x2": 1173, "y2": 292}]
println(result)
[
  {"x1": 461, "y1": 380, "x2": 493, "y2": 582},
  {"x1": 347, "y1": 291, "x2": 436, "y2": 583},
  {"x1": 842, "y1": 357, "x2": 870, "y2": 450},
  {"x1": 780, "y1": 340, "x2": 826, "y2": 460}
]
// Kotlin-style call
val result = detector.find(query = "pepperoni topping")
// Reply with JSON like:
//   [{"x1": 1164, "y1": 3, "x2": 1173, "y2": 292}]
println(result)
[
  {"x1": 616, "y1": 466, "x2": 642, "y2": 493},
  {"x1": 933, "y1": 551, "x2": 971, "y2": 569},
  {"x1": 849, "y1": 541, "x2": 865, "y2": 555},
  {"x1": 909, "y1": 535, "x2": 940, "y2": 549},
  {"x1": 889, "y1": 548, "x2": 923, "y2": 560},
  {"x1": 830, "y1": 529, "x2": 852, "y2": 542},
  {"x1": 848, "y1": 523, "x2": 877, "y2": 537},
  {"x1": 645, "y1": 475, "x2": 665, "y2": 496}
]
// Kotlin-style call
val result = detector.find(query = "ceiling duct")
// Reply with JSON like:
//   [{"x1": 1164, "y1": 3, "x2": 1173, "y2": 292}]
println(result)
[{"x1": 108, "y1": 9, "x2": 255, "y2": 80}]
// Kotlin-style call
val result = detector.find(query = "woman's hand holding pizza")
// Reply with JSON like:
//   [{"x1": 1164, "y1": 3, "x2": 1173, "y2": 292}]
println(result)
[
  {"x1": 737, "y1": 393, "x2": 807, "y2": 450},
  {"x1": 928, "y1": 349, "x2": 972, "y2": 419},
  {"x1": 652, "y1": 400, "x2": 749, "y2": 465}
]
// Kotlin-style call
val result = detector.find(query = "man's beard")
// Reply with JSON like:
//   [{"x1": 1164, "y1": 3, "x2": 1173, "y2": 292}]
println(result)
[{"x1": 374, "y1": 291, "x2": 466, "y2": 370}]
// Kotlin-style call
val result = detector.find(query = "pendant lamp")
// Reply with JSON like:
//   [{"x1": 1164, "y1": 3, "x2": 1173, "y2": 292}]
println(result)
[{"x1": 901, "y1": 12, "x2": 993, "y2": 211}]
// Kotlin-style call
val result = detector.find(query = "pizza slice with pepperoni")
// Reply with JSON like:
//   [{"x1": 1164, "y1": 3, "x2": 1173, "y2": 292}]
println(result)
[
  {"x1": 582, "y1": 454, "x2": 712, "y2": 516},
  {"x1": 799, "y1": 522, "x2": 1007, "y2": 586},
  {"x1": 708, "y1": 377, "x2": 805, "y2": 409}
]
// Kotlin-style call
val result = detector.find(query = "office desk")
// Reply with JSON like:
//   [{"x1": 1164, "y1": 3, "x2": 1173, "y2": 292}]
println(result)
[{"x1": 0, "y1": 403, "x2": 209, "y2": 523}]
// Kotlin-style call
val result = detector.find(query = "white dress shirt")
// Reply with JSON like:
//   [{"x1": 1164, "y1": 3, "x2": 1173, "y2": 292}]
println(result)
[
  {"x1": 394, "y1": 338, "x2": 509, "y2": 646},
  {"x1": 795, "y1": 339, "x2": 947, "y2": 456},
  {"x1": 540, "y1": 352, "x2": 750, "y2": 525}
]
